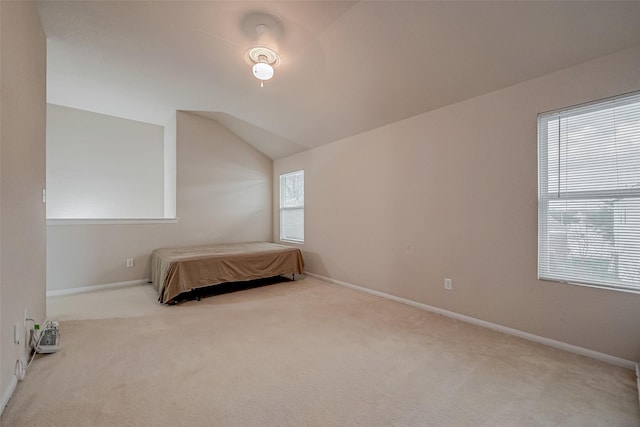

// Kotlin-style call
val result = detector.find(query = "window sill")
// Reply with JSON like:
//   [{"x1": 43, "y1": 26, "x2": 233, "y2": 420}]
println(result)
[
  {"x1": 280, "y1": 239, "x2": 304, "y2": 245},
  {"x1": 46, "y1": 218, "x2": 179, "y2": 226},
  {"x1": 541, "y1": 277, "x2": 640, "y2": 295}
]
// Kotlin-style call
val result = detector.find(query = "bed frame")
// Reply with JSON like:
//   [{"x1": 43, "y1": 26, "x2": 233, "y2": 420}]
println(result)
[{"x1": 151, "y1": 242, "x2": 304, "y2": 304}]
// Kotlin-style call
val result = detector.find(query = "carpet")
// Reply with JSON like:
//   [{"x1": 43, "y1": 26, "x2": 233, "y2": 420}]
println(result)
[{"x1": 2, "y1": 277, "x2": 639, "y2": 426}]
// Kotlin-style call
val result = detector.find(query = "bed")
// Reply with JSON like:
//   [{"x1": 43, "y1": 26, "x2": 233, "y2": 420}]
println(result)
[{"x1": 151, "y1": 241, "x2": 305, "y2": 303}]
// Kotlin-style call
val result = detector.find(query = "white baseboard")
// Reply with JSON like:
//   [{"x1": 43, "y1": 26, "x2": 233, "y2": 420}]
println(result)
[
  {"x1": 1, "y1": 375, "x2": 18, "y2": 416},
  {"x1": 306, "y1": 272, "x2": 636, "y2": 370},
  {"x1": 47, "y1": 279, "x2": 150, "y2": 297}
]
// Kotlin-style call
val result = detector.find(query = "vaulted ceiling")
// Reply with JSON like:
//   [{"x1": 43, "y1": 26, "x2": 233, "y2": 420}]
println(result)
[{"x1": 36, "y1": 1, "x2": 640, "y2": 159}]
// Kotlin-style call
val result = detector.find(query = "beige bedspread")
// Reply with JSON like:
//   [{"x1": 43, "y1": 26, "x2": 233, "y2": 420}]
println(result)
[{"x1": 151, "y1": 242, "x2": 304, "y2": 303}]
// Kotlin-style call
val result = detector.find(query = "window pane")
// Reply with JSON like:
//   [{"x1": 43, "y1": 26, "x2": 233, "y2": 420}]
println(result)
[
  {"x1": 546, "y1": 98, "x2": 640, "y2": 194},
  {"x1": 565, "y1": 108, "x2": 640, "y2": 192},
  {"x1": 542, "y1": 198, "x2": 640, "y2": 287},
  {"x1": 545, "y1": 118, "x2": 559, "y2": 194},
  {"x1": 282, "y1": 171, "x2": 304, "y2": 208},
  {"x1": 281, "y1": 208, "x2": 304, "y2": 242}
]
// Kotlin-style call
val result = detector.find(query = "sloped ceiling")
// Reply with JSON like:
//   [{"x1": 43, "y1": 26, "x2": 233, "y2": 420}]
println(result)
[{"x1": 37, "y1": 1, "x2": 640, "y2": 160}]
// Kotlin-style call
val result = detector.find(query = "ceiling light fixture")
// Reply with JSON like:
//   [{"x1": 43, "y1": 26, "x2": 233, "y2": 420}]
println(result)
[
  {"x1": 245, "y1": 46, "x2": 281, "y2": 88},
  {"x1": 253, "y1": 57, "x2": 274, "y2": 81}
]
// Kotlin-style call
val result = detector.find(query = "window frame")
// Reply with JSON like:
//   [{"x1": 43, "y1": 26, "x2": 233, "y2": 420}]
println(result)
[
  {"x1": 537, "y1": 91, "x2": 640, "y2": 294},
  {"x1": 279, "y1": 170, "x2": 304, "y2": 243}
]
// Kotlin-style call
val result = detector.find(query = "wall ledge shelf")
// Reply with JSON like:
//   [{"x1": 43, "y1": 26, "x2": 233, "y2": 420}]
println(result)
[{"x1": 47, "y1": 218, "x2": 178, "y2": 226}]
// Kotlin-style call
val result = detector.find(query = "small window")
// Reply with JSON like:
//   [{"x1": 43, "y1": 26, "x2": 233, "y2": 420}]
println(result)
[
  {"x1": 538, "y1": 91, "x2": 640, "y2": 293},
  {"x1": 280, "y1": 170, "x2": 304, "y2": 243}
]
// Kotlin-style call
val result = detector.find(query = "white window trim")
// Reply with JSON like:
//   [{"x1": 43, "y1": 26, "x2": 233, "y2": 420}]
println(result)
[
  {"x1": 537, "y1": 90, "x2": 640, "y2": 293},
  {"x1": 280, "y1": 170, "x2": 304, "y2": 243}
]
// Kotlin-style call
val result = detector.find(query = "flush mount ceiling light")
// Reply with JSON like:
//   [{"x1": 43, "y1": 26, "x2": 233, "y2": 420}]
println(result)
[{"x1": 245, "y1": 46, "x2": 281, "y2": 87}]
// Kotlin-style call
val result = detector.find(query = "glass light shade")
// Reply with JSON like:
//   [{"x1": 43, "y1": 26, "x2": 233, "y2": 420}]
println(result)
[{"x1": 252, "y1": 62, "x2": 274, "y2": 81}]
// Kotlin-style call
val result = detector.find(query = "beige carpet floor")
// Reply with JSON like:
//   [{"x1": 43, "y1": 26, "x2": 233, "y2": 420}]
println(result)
[{"x1": 2, "y1": 277, "x2": 639, "y2": 427}]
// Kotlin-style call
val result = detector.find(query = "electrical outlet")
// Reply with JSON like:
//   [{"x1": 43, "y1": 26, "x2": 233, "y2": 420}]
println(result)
[
  {"x1": 444, "y1": 278, "x2": 453, "y2": 290},
  {"x1": 24, "y1": 308, "x2": 35, "y2": 352},
  {"x1": 126, "y1": 258, "x2": 134, "y2": 268}
]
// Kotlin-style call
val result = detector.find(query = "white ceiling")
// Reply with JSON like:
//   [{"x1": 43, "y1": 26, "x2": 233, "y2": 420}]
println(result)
[{"x1": 37, "y1": 1, "x2": 640, "y2": 160}]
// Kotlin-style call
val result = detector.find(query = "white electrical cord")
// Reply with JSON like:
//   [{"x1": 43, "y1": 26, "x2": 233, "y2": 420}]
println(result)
[
  {"x1": 14, "y1": 349, "x2": 26, "y2": 381},
  {"x1": 27, "y1": 329, "x2": 40, "y2": 369},
  {"x1": 16, "y1": 318, "x2": 38, "y2": 381},
  {"x1": 14, "y1": 335, "x2": 26, "y2": 381}
]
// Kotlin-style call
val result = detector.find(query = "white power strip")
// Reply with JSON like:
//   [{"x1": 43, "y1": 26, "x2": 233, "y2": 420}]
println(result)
[
  {"x1": 14, "y1": 320, "x2": 61, "y2": 384},
  {"x1": 33, "y1": 321, "x2": 60, "y2": 354}
]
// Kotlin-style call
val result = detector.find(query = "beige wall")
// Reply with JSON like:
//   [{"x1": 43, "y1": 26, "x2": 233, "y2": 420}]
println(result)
[
  {"x1": 274, "y1": 45, "x2": 640, "y2": 361},
  {"x1": 0, "y1": 0, "x2": 47, "y2": 410},
  {"x1": 47, "y1": 112, "x2": 272, "y2": 291}
]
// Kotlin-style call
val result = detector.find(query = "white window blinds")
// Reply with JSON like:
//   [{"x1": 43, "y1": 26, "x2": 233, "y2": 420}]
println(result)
[
  {"x1": 280, "y1": 170, "x2": 304, "y2": 242},
  {"x1": 538, "y1": 91, "x2": 640, "y2": 292}
]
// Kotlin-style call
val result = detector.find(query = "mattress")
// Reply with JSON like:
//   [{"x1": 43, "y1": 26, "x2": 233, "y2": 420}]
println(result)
[{"x1": 151, "y1": 241, "x2": 304, "y2": 303}]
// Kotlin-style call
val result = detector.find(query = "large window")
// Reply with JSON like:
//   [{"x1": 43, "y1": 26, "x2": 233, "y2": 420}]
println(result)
[
  {"x1": 280, "y1": 170, "x2": 304, "y2": 242},
  {"x1": 538, "y1": 92, "x2": 640, "y2": 293}
]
